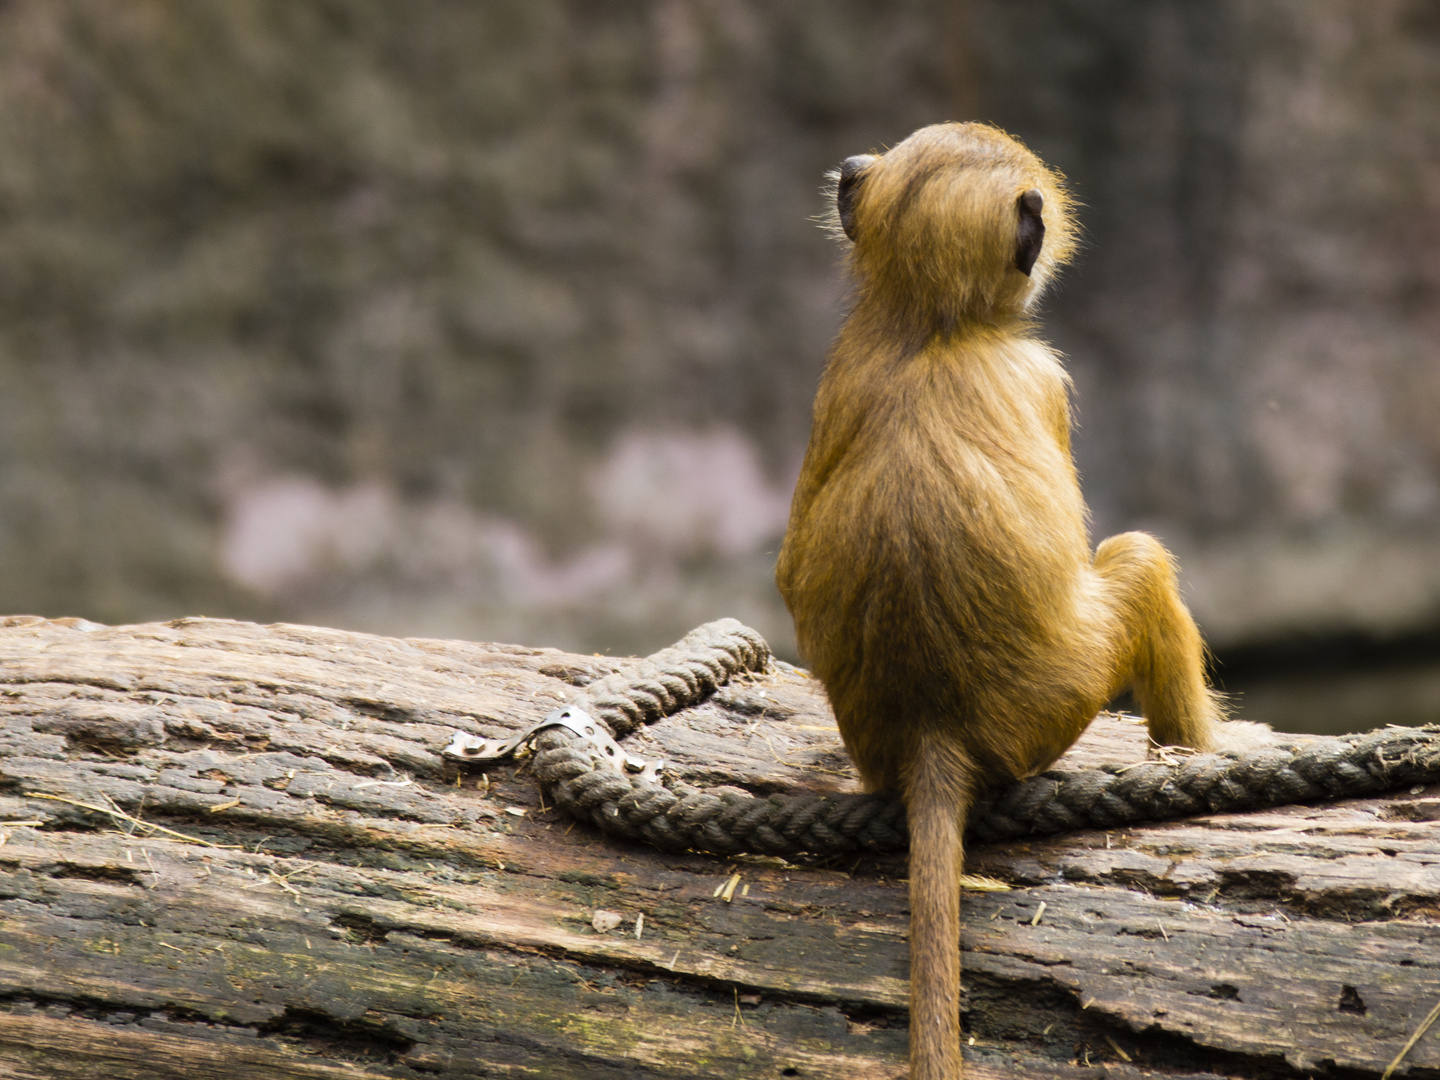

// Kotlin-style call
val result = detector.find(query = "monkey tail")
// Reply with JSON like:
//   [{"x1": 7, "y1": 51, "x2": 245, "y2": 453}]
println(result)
[{"x1": 903, "y1": 734, "x2": 975, "y2": 1080}]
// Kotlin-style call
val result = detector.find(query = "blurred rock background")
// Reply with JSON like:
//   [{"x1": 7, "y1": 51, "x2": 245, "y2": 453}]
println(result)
[{"x1": 0, "y1": 1, "x2": 1436, "y2": 732}]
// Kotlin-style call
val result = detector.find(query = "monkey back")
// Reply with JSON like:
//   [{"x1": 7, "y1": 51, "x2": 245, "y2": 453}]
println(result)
[{"x1": 777, "y1": 123, "x2": 1106, "y2": 793}]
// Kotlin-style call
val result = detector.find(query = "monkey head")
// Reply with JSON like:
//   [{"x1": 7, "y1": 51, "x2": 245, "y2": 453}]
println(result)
[{"x1": 829, "y1": 122, "x2": 1076, "y2": 328}]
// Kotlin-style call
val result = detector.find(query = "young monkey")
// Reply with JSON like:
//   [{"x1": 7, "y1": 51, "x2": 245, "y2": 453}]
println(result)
[{"x1": 776, "y1": 123, "x2": 1268, "y2": 1079}]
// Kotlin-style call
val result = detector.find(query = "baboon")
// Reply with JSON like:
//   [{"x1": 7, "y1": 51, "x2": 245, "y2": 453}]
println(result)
[{"x1": 776, "y1": 122, "x2": 1269, "y2": 1079}]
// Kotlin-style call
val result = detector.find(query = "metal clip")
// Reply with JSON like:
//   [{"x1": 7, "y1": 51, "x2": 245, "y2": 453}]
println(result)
[{"x1": 443, "y1": 707, "x2": 665, "y2": 782}]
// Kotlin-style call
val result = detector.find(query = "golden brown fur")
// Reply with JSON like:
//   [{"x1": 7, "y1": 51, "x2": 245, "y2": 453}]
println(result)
[{"x1": 777, "y1": 122, "x2": 1263, "y2": 1079}]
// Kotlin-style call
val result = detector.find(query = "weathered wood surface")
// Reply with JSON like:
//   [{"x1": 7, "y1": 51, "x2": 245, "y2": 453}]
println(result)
[{"x1": 0, "y1": 615, "x2": 1438, "y2": 1079}]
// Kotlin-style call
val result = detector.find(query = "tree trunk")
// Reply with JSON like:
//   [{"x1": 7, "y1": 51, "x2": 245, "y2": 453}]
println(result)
[{"x1": 0, "y1": 615, "x2": 1435, "y2": 1079}]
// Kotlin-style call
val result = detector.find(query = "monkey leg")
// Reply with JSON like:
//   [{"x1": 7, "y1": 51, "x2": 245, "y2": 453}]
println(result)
[
  {"x1": 903, "y1": 738, "x2": 975, "y2": 1080},
  {"x1": 1092, "y1": 531, "x2": 1224, "y2": 752}
]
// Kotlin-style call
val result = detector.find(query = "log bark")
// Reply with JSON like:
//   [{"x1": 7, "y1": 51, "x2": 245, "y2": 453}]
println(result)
[{"x1": 0, "y1": 614, "x2": 1437, "y2": 1079}]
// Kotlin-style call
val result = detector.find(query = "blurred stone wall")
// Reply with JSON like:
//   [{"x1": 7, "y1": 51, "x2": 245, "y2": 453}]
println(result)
[
  {"x1": 982, "y1": 1, "x2": 1440, "y2": 647},
  {"x1": 0, "y1": 0, "x2": 1436, "y2": 659}
]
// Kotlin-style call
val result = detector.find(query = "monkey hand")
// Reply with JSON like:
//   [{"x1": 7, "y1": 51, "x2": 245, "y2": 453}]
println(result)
[{"x1": 1206, "y1": 719, "x2": 1278, "y2": 755}]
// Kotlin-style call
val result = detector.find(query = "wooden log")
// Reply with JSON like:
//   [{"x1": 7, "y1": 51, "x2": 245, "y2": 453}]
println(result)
[{"x1": 0, "y1": 614, "x2": 1437, "y2": 1079}]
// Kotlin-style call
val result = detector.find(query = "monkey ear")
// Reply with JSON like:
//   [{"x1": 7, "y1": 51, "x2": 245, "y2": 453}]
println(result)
[
  {"x1": 1015, "y1": 188, "x2": 1045, "y2": 276},
  {"x1": 836, "y1": 155, "x2": 876, "y2": 241}
]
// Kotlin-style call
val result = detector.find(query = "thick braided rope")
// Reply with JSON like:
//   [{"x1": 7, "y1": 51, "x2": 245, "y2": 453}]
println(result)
[
  {"x1": 530, "y1": 621, "x2": 1440, "y2": 856},
  {"x1": 574, "y1": 617, "x2": 772, "y2": 738},
  {"x1": 966, "y1": 725, "x2": 1440, "y2": 844}
]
